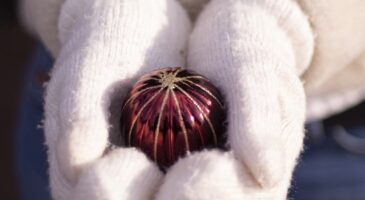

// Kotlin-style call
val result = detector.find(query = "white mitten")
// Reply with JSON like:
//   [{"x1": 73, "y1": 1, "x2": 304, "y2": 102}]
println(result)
[
  {"x1": 23, "y1": 0, "x2": 191, "y2": 199},
  {"x1": 156, "y1": 0, "x2": 313, "y2": 199}
]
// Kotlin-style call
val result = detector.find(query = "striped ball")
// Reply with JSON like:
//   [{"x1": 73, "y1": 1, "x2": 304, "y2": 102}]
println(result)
[{"x1": 120, "y1": 67, "x2": 227, "y2": 169}]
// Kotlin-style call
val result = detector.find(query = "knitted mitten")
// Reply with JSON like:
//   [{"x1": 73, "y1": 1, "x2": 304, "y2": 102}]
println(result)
[
  {"x1": 22, "y1": 0, "x2": 191, "y2": 199},
  {"x1": 156, "y1": 0, "x2": 313, "y2": 199}
]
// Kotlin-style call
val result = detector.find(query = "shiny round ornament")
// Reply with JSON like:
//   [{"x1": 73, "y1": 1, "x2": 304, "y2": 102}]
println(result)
[{"x1": 120, "y1": 67, "x2": 227, "y2": 168}]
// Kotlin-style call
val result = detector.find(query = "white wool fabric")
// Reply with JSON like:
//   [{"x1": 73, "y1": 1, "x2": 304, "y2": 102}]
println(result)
[
  {"x1": 156, "y1": 150, "x2": 292, "y2": 200},
  {"x1": 20, "y1": 0, "x2": 365, "y2": 199},
  {"x1": 157, "y1": 0, "x2": 313, "y2": 199},
  {"x1": 23, "y1": 0, "x2": 191, "y2": 199}
]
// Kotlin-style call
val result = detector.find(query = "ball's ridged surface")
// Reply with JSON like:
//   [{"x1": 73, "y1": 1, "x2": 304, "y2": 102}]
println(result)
[{"x1": 120, "y1": 67, "x2": 227, "y2": 168}]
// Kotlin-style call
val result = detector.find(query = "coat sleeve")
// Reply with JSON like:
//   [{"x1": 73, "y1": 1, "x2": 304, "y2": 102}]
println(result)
[{"x1": 297, "y1": 0, "x2": 365, "y2": 120}]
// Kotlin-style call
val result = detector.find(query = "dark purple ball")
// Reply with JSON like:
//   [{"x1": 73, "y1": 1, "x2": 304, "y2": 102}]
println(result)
[{"x1": 120, "y1": 67, "x2": 227, "y2": 168}]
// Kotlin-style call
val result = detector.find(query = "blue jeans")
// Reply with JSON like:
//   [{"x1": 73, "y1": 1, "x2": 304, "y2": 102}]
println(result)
[
  {"x1": 15, "y1": 43, "x2": 365, "y2": 200},
  {"x1": 290, "y1": 123, "x2": 365, "y2": 200},
  {"x1": 15, "y1": 44, "x2": 53, "y2": 200}
]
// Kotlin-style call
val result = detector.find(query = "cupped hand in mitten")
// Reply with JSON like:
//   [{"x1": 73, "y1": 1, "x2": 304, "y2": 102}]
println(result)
[
  {"x1": 40, "y1": 0, "x2": 191, "y2": 199},
  {"x1": 156, "y1": 0, "x2": 314, "y2": 199}
]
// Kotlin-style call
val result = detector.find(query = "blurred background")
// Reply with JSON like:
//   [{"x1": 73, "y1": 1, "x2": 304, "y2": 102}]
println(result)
[
  {"x1": 0, "y1": 0, "x2": 34, "y2": 199},
  {"x1": 1, "y1": 0, "x2": 364, "y2": 199}
]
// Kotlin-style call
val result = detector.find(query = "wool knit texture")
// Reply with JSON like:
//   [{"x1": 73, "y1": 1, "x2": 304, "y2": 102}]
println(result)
[
  {"x1": 155, "y1": 1, "x2": 311, "y2": 199},
  {"x1": 26, "y1": 0, "x2": 191, "y2": 199},
  {"x1": 20, "y1": 0, "x2": 365, "y2": 199}
]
